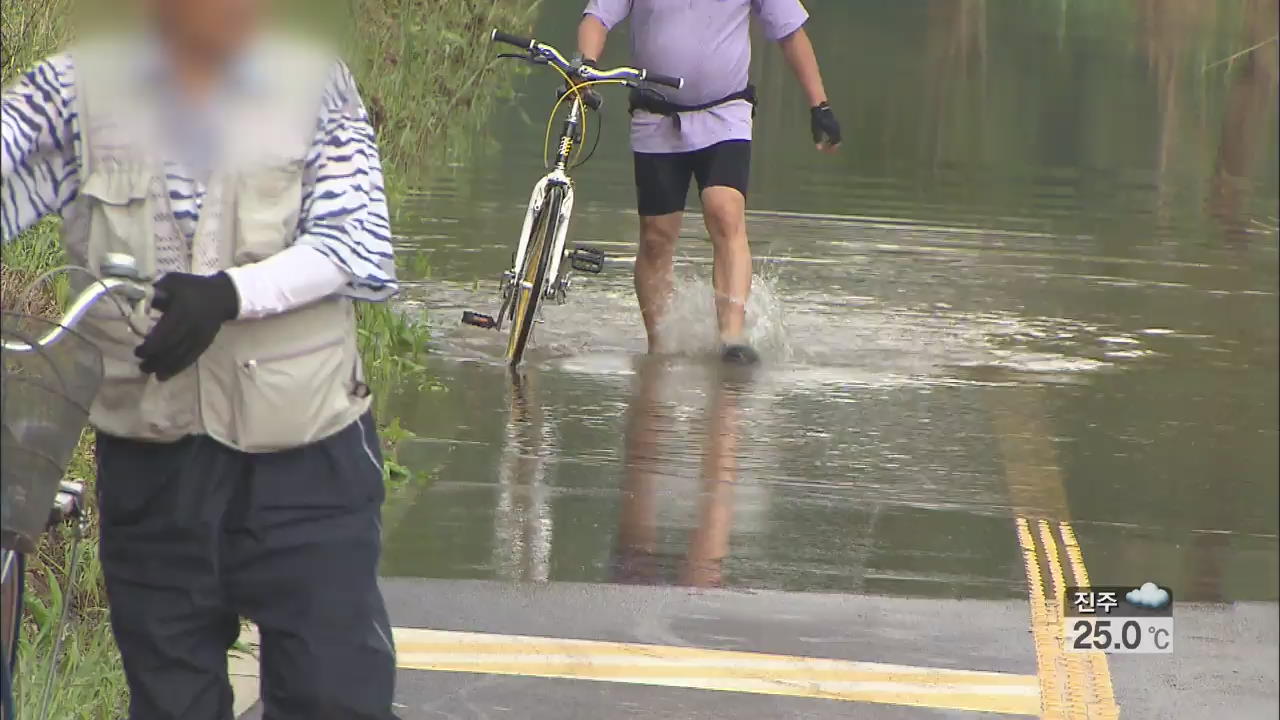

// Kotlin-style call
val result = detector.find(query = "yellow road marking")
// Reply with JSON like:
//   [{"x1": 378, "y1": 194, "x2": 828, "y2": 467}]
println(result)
[
  {"x1": 1017, "y1": 517, "x2": 1069, "y2": 719},
  {"x1": 1039, "y1": 521, "x2": 1067, "y2": 602},
  {"x1": 990, "y1": 387, "x2": 1120, "y2": 718},
  {"x1": 1060, "y1": 522, "x2": 1119, "y2": 716},
  {"x1": 393, "y1": 627, "x2": 1042, "y2": 716},
  {"x1": 1040, "y1": 519, "x2": 1090, "y2": 717},
  {"x1": 1015, "y1": 517, "x2": 1121, "y2": 719}
]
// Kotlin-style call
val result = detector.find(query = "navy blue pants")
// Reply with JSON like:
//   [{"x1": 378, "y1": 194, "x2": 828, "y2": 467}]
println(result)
[{"x1": 96, "y1": 413, "x2": 396, "y2": 720}]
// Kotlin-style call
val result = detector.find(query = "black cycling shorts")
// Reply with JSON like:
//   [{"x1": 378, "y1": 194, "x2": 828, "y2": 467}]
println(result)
[{"x1": 633, "y1": 139, "x2": 751, "y2": 217}]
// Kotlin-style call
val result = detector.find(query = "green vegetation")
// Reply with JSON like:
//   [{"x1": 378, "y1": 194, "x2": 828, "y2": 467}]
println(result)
[
  {"x1": 346, "y1": 0, "x2": 541, "y2": 190},
  {"x1": 0, "y1": 0, "x2": 72, "y2": 83},
  {"x1": 2, "y1": 1, "x2": 540, "y2": 716},
  {"x1": 0, "y1": 219, "x2": 68, "y2": 318}
]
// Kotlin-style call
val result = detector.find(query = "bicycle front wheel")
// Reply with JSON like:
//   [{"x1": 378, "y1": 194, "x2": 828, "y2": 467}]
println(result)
[{"x1": 505, "y1": 186, "x2": 564, "y2": 365}]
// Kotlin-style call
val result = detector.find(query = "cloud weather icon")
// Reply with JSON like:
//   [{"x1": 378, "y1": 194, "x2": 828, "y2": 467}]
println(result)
[{"x1": 1126, "y1": 582, "x2": 1170, "y2": 609}]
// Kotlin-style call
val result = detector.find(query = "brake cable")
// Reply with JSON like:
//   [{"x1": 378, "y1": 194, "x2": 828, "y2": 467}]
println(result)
[
  {"x1": 496, "y1": 50, "x2": 625, "y2": 171},
  {"x1": 542, "y1": 77, "x2": 627, "y2": 169},
  {"x1": 569, "y1": 107, "x2": 604, "y2": 170}
]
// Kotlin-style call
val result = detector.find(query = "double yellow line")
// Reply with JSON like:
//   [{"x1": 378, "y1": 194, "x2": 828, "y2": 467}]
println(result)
[
  {"x1": 988, "y1": 384, "x2": 1121, "y2": 718},
  {"x1": 1016, "y1": 517, "x2": 1119, "y2": 719},
  {"x1": 394, "y1": 627, "x2": 1042, "y2": 715}
]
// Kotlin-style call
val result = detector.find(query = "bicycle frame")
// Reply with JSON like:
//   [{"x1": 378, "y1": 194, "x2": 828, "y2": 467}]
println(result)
[{"x1": 503, "y1": 101, "x2": 583, "y2": 315}]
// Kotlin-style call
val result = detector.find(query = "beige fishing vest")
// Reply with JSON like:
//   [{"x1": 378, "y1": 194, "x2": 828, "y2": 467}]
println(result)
[{"x1": 61, "y1": 38, "x2": 370, "y2": 452}]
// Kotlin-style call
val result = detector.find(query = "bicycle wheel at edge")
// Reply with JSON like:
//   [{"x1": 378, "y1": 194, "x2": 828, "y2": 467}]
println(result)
[
  {"x1": 505, "y1": 186, "x2": 564, "y2": 365},
  {"x1": 1, "y1": 551, "x2": 21, "y2": 716}
]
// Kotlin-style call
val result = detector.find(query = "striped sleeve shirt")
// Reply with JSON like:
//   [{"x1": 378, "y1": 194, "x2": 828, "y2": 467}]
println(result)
[{"x1": 1, "y1": 53, "x2": 397, "y2": 302}]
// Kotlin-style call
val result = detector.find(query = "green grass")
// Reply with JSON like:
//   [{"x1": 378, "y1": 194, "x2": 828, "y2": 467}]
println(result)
[
  {"x1": 15, "y1": 602, "x2": 126, "y2": 720},
  {"x1": 15, "y1": 506, "x2": 126, "y2": 720},
  {"x1": 355, "y1": 300, "x2": 432, "y2": 485},
  {"x1": 2, "y1": 1, "x2": 541, "y2": 715},
  {"x1": 344, "y1": 0, "x2": 542, "y2": 191},
  {"x1": 0, "y1": 0, "x2": 73, "y2": 83},
  {"x1": 0, "y1": 218, "x2": 69, "y2": 317}
]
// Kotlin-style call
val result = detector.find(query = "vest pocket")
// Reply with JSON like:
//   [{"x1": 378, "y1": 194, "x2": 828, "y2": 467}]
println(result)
[
  {"x1": 234, "y1": 159, "x2": 303, "y2": 264},
  {"x1": 233, "y1": 334, "x2": 350, "y2": 451},
  {"x1": 80, "y1": 170, "x2": 153, "y2": 260}
]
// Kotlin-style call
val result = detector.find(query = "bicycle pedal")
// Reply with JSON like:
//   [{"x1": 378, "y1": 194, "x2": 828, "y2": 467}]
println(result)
[
  {"x1": 461, "y1": 310, "x2": 497, "y2": 329},
  {"x1": 570, "y1": 246, "x2": 606, "y2": 274}
]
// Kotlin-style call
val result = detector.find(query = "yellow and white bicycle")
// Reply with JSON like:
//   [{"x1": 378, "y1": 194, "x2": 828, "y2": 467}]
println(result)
[{"x1": 462, "y1": 30, "x2": 683, "y2": 366}]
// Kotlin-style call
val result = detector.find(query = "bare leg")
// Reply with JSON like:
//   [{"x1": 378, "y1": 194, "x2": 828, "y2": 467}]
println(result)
[
  {"x1": 699, "y1": 186, "x2": 751, "y2": 345},
  {"x1": 635, "y1": 212, "x2": 682, "y2": 353}
]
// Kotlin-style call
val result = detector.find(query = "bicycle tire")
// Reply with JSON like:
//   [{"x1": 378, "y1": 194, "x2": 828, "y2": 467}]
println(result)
[
  {"x1": 505, "y1": 186, "x2": 564, "y2": 365},
  {"x1": 1, "y1": 551, "x2": 21, "y2": 717}
]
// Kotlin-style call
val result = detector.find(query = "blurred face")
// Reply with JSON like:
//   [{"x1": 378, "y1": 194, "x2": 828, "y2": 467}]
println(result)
[{"x1": 150, "y1": 0, "x2": 264, "y2": 59}]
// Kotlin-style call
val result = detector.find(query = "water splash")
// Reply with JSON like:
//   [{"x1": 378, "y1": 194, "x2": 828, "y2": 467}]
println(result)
[{"x1": 654, "y1": 271, "x2": 791, "y2": 360}]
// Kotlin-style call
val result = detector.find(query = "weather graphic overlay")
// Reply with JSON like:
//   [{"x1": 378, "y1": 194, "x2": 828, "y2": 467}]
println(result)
[{"x1": 1065, "y1": 583, "x2": 1173, "y2": 654}]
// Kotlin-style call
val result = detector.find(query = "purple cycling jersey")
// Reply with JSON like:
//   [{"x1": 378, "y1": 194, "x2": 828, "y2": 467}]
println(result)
[{"x1": 584, "y1": 0, "x2": 809, "y2": 153}]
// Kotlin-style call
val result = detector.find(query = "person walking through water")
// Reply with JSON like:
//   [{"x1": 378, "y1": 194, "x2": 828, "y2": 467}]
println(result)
[
  {"x1": 577, "y1": 0, "x2": 841, "y2": 364},
  {"x1": 1, "y1": 1, "x2": 398, "y2": 717}
]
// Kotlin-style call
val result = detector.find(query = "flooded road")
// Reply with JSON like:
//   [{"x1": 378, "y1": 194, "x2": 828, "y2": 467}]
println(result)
[{"x1": 377, "y1": 0, "x2": 1279, "y2": 605}]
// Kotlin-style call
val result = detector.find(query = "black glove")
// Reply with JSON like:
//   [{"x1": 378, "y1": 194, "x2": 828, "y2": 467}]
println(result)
[
  {"x1": 810, "y1": 102, "x2": 842, "y2": 149},
  {"x1": 560, "y1": 56, "x2": 603, "y2": 111},
  {"x1": 135, "y1": 272, "x2": 240, "y2": 381}
]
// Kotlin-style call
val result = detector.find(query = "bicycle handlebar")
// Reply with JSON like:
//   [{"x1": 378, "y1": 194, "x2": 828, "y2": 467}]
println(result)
[
  {"x1": 490, "y1": 29, "x2": 685, "y2": 90},
  {"x1": 491, "y1": 29, "x2": 533, "y2": 50},
  {"x1": 1, "y1": 277, "x2": 147, "y2": 353},
  {"x1": 641, "y1": 71, "x2": 684, "y2": 90}
]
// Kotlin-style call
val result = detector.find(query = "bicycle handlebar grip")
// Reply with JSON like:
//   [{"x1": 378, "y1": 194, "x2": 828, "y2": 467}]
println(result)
[
  {"x1": 491, "y1": 29, "x2": 534, "y2": 50},
  {"x1": 643, "y1": 71, "x2": 684, "y2": 90}
]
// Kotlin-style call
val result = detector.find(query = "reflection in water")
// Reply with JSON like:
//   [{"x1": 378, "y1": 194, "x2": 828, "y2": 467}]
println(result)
[
  {"x1": 923, "y1": 0, "x2": 987, "y2": 170},
  {"x1": 493, "y1": 372, "x2": 555, "y2": 582},
  {"x1": 1208, "y1": 0, "x2": 1279, "y2": 240},
  {"x1": 1133, "y1": 0, "x2": 1279, "y2": 238},
  {"x1": 1135, "y1": 0, "x2": 1206, "y2": 196},
  {"x1": 614, "y1": 359, "x2": 743, "y2": 588}
]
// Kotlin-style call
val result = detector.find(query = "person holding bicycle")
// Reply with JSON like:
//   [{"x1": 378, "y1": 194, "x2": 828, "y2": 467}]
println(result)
[
  {"x1": 2, "y1": 2, "x2": 398, "y2": 718},
  {"x1": 577, "y1": 0, "x2": 841, "y2": 365}
]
